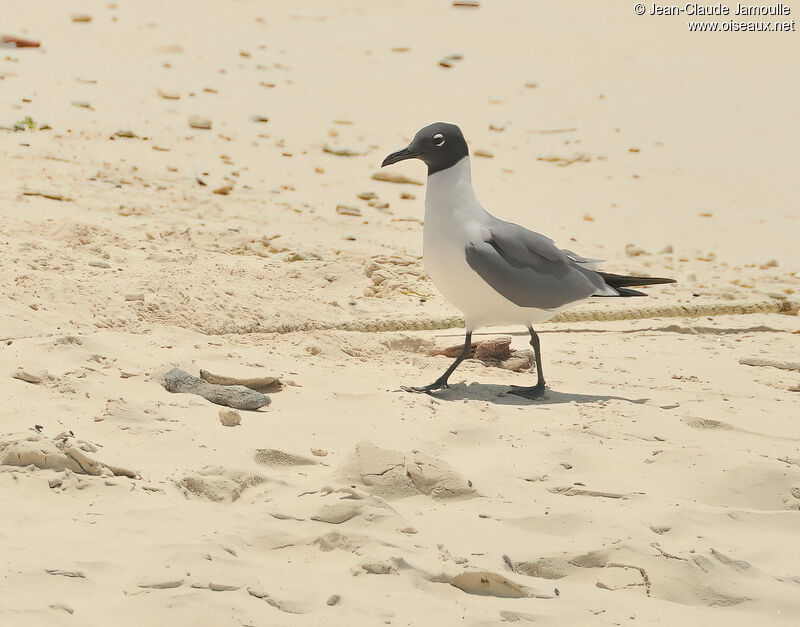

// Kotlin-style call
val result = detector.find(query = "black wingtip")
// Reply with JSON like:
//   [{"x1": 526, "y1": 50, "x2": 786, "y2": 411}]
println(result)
[{"x1": 598, "y1": 272, "x2": 676, "y2": 289}]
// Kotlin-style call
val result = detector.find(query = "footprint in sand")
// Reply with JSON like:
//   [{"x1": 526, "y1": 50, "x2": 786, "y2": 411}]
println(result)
[{"x1": 177, "y1": 466, "x2": 268, "y2": 502}]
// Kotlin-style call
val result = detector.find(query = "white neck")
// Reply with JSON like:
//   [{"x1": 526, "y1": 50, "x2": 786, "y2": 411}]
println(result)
[{"x1": 424, "y1": 156, "x2": 481, "y2": 220}]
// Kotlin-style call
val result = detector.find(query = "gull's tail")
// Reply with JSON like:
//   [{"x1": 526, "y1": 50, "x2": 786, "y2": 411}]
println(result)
[{"x1": 594, "y1": 272, "x2": 676, "y2": 298}]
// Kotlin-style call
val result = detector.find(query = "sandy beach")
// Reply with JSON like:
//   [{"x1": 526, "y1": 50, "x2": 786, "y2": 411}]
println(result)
[{"x1": 2, "y1": 1, "x2": 799, "y2": 625}]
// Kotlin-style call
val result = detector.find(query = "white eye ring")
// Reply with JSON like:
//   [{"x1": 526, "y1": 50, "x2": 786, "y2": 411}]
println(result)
[{"x1": 433, "y1": 133, "x2": 445, "y2": 147}]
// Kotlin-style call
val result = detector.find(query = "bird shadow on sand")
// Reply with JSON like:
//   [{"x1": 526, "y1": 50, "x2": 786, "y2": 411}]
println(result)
[{"x1": 405, "y1": 382, "x2": 648, "y2": 406}]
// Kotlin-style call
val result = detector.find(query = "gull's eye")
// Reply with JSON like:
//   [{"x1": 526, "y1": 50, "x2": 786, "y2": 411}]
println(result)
[{"x1": 433, "y1": 133, "x2": 445, "y2": 147}]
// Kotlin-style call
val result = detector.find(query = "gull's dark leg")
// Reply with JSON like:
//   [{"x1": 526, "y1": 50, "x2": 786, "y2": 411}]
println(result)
[
  {"x1": 403, "y1": 330, "x2": 472, "y2": 394},
  {"x1": 509, "y1": 325, "x2": 547, "y2": 399}
]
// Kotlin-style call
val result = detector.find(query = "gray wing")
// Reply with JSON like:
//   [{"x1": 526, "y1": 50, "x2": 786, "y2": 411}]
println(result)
[{"x1": 464, "y1": 218, "x2": 612, "y2": 309}]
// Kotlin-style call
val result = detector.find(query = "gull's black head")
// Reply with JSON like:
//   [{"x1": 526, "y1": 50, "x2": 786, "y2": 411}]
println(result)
[{"x1": 381, "y1": 122, "x2": 469, "y2": 175}]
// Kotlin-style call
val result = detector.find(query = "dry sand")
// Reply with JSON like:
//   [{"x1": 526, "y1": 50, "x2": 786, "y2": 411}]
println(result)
[{"x1": 2, "y1": 1, "x2": 799, "y2": 625}]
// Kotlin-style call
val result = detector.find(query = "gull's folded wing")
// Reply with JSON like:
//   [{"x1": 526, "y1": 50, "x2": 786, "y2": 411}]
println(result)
[{"x1": 464, "y1": 219, "x2": 615, "y2": 309}]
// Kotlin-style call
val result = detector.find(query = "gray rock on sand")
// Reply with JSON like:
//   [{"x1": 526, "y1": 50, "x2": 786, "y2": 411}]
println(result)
[{"x1": 160, "y1": 368, "x2": 270, "y2": 410}]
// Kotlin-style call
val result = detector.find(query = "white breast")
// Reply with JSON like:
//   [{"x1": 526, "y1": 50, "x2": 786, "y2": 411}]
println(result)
[{"x1": 422, "y1": 157, "x2": 570, "y2": 330}]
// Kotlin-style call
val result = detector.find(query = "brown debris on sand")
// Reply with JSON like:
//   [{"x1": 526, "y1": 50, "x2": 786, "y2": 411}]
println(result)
[{"x1": 429, "y1": 336, "x2": 535, "y2": 372}]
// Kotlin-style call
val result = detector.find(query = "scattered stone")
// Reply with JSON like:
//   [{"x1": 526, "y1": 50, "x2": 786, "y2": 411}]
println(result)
[
  {"x1": 124, "y1": 293, "x2": 144, "y2": 301},
  {"x1": 114, "y1": 129, "x2": 137, "y2": 138},
  {"x1": 537, "y1": 153, "x2": 590, "y2": 166},
  {"x1": 625, "y1": 243, "x2": 647, "y2": 257},
  {"x1": 160, "y1": 368, "x2": 271, "y2": 410},
  {"x1": 70, "y1": 14, "x2": 92, "y2": 23},
  {"x1": 1, "y1": 35, "x2": 41, "y2": 48},
  {"x1": 323, "y1": 144, "x2": 363, "y2": 157},
  {"x1": 200, "y1": 369, "x2": 283, "y2": 393},
  {"x1": 251, "y1": 114, "x2": 269, "y2": 123},
  {"x1": 336, "y1": 204, "x2": 362, "y2": 217},
  {"x1": 22, "y1": 191, "x2": 72, "y2": 201},
  {"x1": 583, "y1": 213, "x2": 594, "y2": 221},
  {"x1": 400, "y1": 192, "x2": 416, "y2": 199},
  {"x1": 189, "y1": 116, "x2": 212, "y2": 130},
  {"x1": 326, "y1": 594, "x2": 341, "y2": 606},
  {"x1": 473, "y1": 149, "x2": 494, "y2": 158},
  {"x1": 71, "y1": 100, "x2": 92, "y2": 109},
  {"x1": 357, "y1": 191, "x2": 378, "y2": 200},
  {"x1": 453, "y1": 0, "x2": 480, "y2": 6},
  {"x1": 209, "y1": 582, "x2": 240, "y2": 592},
  {"x1": 659, "y1": 244, "x2": 674, "y2": 254},
  {"x1": 157, "y1": 88, "x2": 180, "y2": 100},
  {"x1": 88, "y1": 260, "x2": 111, "y2": 268},
  {"x1": 219, "y1": 408, "x2": 242, "y2": 427},
  {"x1": 372, "y1": 171, "x2": 423, "y2": 186},
  {"x1": 311, "y1": 448, "x2": 328, "y2": 457},
  {"x1": 760, "y1": 259, "x2": 778, "y2": 269},
  {"x1": 213, "y1": 185, "x2": 233, "y2": 195}
]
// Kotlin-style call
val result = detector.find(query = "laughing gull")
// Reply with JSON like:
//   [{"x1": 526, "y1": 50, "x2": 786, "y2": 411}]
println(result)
[{"x1": 381, "y1": 122, "x2": 675, "y2": 398}]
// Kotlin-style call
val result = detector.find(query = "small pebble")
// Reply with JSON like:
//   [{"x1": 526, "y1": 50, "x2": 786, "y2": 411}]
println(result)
[
  {"x1": 189, "y1": 116, "x2": 212, "y2": 130},
  {"x1": 327, "y1": 594, "x2": 341, "y2": 606},
  {"x1": 336, "y1": 205, "x2": 362, "y2": 217},
  {"x1": 213, "y1": 185, "x2": 233, "y2": 195},
  {"x1": 219, "y1": 408, "x2": 241, "y2": 427},
  {"x1": 71, "y1": 14, "x2": 92, "y2": 23},
  {"x1": 157, "y1": 88, "x2": 180, "y2": 100},
  {"x1": 625, "y1": 244, "x2": 646, "y2": 257}
]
